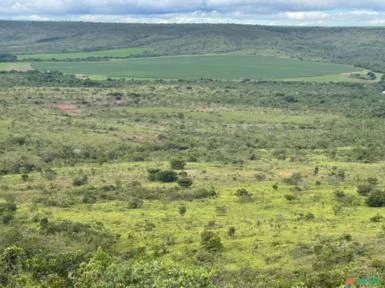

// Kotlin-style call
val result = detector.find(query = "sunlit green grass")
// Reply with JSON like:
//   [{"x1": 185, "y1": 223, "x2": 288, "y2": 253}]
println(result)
[
  {"x1": 17, "y1": 48, "x2": 149, "y2": 60},
  {"x1": 32, "y1": 54, "x2": 357, "y2": 80},
  {"x1": 9, "y1": 159, "x2": 385, "y2": 271}
]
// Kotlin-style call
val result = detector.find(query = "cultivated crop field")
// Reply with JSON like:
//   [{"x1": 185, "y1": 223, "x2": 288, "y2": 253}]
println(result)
[
  {"x1": 17, "y1": 48, "x2": 149, "y2": 61},
  {"x1": 31, "y1": 54, "x2": 358, "y2": 80}
]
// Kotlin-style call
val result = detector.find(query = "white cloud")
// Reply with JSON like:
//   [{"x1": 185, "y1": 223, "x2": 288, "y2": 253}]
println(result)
[{"x1": 1, "y1": 0, "x2": 385, "y2": 26}]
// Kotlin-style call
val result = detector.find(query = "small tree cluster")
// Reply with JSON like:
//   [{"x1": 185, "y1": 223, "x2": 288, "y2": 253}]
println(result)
[
  {"x1": 200, "y1": 230, "x2": 223, "y2": 253},
  {"x1": 147, "y1": 169, "x2": 178, "y2": 183}
]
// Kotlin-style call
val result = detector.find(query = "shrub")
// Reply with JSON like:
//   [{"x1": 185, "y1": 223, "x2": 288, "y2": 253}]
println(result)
[
  {"x1": 43, "y1": 168, "x2": 58, "y2": 180},
  {"x1": 235, "y1": 188, "x2": 253, "y2": 202},
  {"x1": 148, "y1": 169, "x2": 178, "y2": 183},
  {"x1": 156, "y1": 170, "x2": 178, "y2": 182},
  {"x1": 284, "y1": 172, "x2": 303, "y2": 186},
  {"x1": 178, "y1": 205, "x2": 186, "y2": 216},
  {"x1": 177, "y1": 177, "x2": 193, "y2": 188},
  {"x1": 168, "y1": 187, "x2": 217, "y2": 201},
  {"x1": 21, "y1": 174, "x2": 29, "y2": 182},
  {"x1": 255, "y1": 173, "x2": 266, "y2": 181},
  {"x1": 334, "y1": 190, "x2": 345, "y2": 199},
  {"x1": 82, "y1": 193, "x2": 97, "y2": 204},
  {"x1": 284, "y1": 194, "x2": 297, "y2": 201},
  {"x1": 128, "y1": 197, "x2": 143, "y2": 209},
  {"x1": 0, "y1": 202, "x2": 17, "y2": 224},
  {"x1": 227, "y1": 227, "x2": 236, "y2": 237},
  {"x1": 200, "y1": 230, "x2": 223, "y2": 252},
  {"x1": 366, "y1": 190, "x2": 385, "y2": 207},
  {"x1": 370, "y1": 213, "x2": 384, "y2": 222},
  {"x1": 357, "y1": 184, "x2": 372, "y2": 196},
  {"x1": 170, "y1": 159, "x2": 186, "y2": 170},
  {"x1": 147, "y1": 168, "x2": 160, "y2": 181},
  {"x1": 367, "y1": 177, "x2": 378, "y2": 186},
  {"x1": 72, "y1": 175, "x2": 88, "y2": 186}
]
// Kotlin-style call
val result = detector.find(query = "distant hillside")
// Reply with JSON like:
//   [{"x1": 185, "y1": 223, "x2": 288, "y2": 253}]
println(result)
[{"x1": 1, "y1": 21, "x2": 385, "y2": 71}]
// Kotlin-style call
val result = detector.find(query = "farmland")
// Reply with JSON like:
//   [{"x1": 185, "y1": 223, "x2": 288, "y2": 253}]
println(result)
[
  {"x1": 17, "y1": 48, "x2": 150, "y2": 61},
  {"x1": 32, "y1": 54, "x2": 358, "y2": 80}
]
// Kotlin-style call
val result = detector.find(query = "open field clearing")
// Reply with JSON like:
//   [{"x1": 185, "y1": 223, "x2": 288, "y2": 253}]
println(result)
[
  {"x1": 17, "y1": 48, "x2": 149, "y2": 60},
  {"x1": 32, "y1": 54, "x2": 358, "y2": 80},
  {"x1": 0, "y1": 62, "x2": 32, "y2": 71}
]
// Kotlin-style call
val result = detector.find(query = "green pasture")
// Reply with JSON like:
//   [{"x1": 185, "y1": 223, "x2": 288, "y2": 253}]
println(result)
[
  {"x1": 0, "y1": 62, "x2": 32, "y2": 71},
  {"x1": 18, "y1": 48, "x2": 149, "y2": 61},
  {"x1": 31, "y1": 54, "x2": 358, "y2": 80}
]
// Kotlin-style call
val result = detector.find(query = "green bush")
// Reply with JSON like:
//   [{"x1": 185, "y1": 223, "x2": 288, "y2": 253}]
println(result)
[
  {"x1": 235, "y1": 188, "x2": 253, "y2": 202},
  {"x1": 155, "y1": 170, "x2": 178, "y2": 182},
  {"x1": 370, "y1": 213, "x2": 384, "y2": 222},
  {"x1": 366, "y1": 190, "x2": 385, "y2": 207},
  {"x1": 357, "y1": 184, "x2": 372, "y2": 196},
  {"x1": 72, "y1": 175, "x2": 88, "y2": 186},
  {"x1": 147, "y1": 169, "x2": 178, "y2": 182},
  {"x1": 178, "y1": 205, "x2": 186, "y2": 216},
  {"x1": 177, "y1": 177, "x2": 193, "y2": 188},
  {"x1": 200, "y1": 230, "x2": 223, "y2": 253},
  {"x1": 127, "y1": 198, "x2": 143, "y2": 209},
  {"x1": 170, "y1": 159, "x2": 186, "y2": 170},
  {"x1": 0, "y1": 202, "x2": 17, "y2": 225}
]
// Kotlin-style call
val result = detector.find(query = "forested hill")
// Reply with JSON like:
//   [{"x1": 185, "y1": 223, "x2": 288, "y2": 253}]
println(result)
[{"x1": 1, "y1": 21, "x2": 385, "y2": 71}]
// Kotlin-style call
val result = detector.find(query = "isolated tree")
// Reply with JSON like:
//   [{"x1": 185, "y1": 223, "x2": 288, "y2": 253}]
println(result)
[
  {"x1": 366, "y1": 190, "x2": 385, "y2": 207},
  {"x1": 200, "y1": 230, "x2": 223, "y2": 252}
]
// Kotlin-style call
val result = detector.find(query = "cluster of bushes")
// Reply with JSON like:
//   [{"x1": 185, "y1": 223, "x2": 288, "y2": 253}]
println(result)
[
  {"x1": 0, "y1": 246, "x2": 215, "y2": 288},
  {"x1": 147, "y1": 167, "x2": 194, "y2": 188},
  {"x1": 0, "y1": 202, "x2": 17, "y2": 225},
  {"x1": 356, "y1": 178, "x2": 385, "y2": 207},
  {"x1": 39, "y1": 219, "x2": 119, "y2": 250}
]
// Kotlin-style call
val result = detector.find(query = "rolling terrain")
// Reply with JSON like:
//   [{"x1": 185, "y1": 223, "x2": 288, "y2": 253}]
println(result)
[
  {"x1": 0, "y1": 21, "x2": 385, "y2": 288},
  {"x1": 1, "y1": 21, "x2": 385, "y2": 71}
]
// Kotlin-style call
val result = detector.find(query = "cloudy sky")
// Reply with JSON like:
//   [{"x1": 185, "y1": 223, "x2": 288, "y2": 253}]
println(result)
[{"x1": 1, "y1": 0, "x2": 385, "y2": 26}]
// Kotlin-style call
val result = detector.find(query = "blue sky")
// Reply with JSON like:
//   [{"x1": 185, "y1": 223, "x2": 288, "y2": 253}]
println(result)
[{"x1": 1, "y1": 0, "x2": 385, "y2": 26}]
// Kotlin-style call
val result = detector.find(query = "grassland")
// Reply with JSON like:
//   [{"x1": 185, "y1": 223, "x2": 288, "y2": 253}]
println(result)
[
  {"x1": 0, "y1": 62, "x2": 32, "y2": 71},
  {"x1": 1, "y1": 73, "x2": 385, "y2": 286},
  {"x1": 1, "y1": 20, "x2": 385, "y2": 287},
  {"x1": 17, "y1": 48, "x2": 149, "y2": 61},
  {"x1": 31, "y1": 54, "x2": 358, "y2": 80}
]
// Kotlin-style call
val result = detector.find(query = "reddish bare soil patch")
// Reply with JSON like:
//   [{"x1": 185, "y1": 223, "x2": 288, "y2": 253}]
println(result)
[
  {"x1": 56, "y1": 103, "x2": 82, "y2": 114},
  {"x1": 277, "y1": 170, "x2": 293, "y2": 177},
  {"x1": 197, "y1": 106, "x2": 214, "y2": 112}
]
